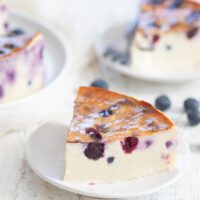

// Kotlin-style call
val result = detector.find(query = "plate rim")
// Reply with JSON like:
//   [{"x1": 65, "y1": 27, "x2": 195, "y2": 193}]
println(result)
[
  {"x1": 26, "y1": 122, "x2": 190, "y2": 199},
  {"x1": 0, "y1": 9, "x2": 71, "y2": 108},
  {"x1": 95, "y1": 22, "x2": 200, "y2": 83}
]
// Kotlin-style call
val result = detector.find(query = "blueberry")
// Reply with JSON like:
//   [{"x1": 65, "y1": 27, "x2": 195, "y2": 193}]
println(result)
[
  {"x1": 187, "y1": 111, "x2": 200, "y2": 126},
  {"x1": 186, "y1": 27, "x2": 199, "y2": 39},
  {"x1": 7, "y1": 70, "x2": 16, "y2": 82},
  {"x1": 169, "y1": 0, "x2": 183, "y2": 9},
  {"x1": 152, "y1": 34, "x2": 160, "y2": 44},
  {"x1": 4, "y1": 22, "x2": 9, "y2": 29},
  {"x1": 145, "y1": 140, "x2": 153, "y2": 148},
  {"x1": 7, "y1": 29, "x2": 24, "y2": 37},
  {"x1": 107, "y1": 157, "x2": 115, "y2": 164},
  {"x1": 4, "y1": 43, "x2": 18, "y2": 49},
  {"x1": 112, "y1": 53, "x2": 120, "y2": 62},
  {"x1": 99, "y1": 104, "x2": 119, "y2": 117},
  {"x1": 166, "y1": 45, "x2": 172, "y2": 50},
  {"x1": 119, "y1": 54, "x2": 130, "y2": 65},
  {"x1": 121, "y1": 136, "x2": 138, "y2": 153},
  {"x1": 99, "y1": 109, "x2": 113, "y2": 117},
  {"x1": 184, "y1": 98, "x2": 199, "y2": 113},
  {"x1": 155, "y1": 95, "x2": 171, "y2": 111},
  {"x1": 103, "y1": 47, "x2": 114, "y2": 57},
  {"x1": 186, "y1": 11, "x2": 200, "y2": 24},
  {"x1": 150, "y1": 0, "x2": 165, "y2": 4},
  {"x1": 84, "y1": 142, "x2": 105, "y2": 160},
  {"x1": 148, "y1": 21, "x2": 160, "y2": 28},
  {"x1": 90, "y1": 79, "x2": 108, "y2": 89},
  {"x1": 28, "y1": 80, "x2": 32, "y2": 86},
  {"x1": 0, "y1": 49, "x2": 4, "y2": 54},
  {"x1": 165, "y1": 141, "x2": 173, "y2": 148},
  {"x1": 85, "y1": 127, "x2": 102, "y2": 141},
  {"x1": 0, "y1": 85, "x2": 4, "y2": 98}
]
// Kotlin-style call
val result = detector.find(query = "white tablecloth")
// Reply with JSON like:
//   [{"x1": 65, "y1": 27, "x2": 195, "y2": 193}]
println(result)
[{"x1": 1, "y1": 0, "x2": 200, "y2": 199}]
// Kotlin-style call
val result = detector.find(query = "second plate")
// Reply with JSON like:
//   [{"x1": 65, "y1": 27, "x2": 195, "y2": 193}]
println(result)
[{"x1": 95, "y1": 23, "x2": 200, "y2": 83}]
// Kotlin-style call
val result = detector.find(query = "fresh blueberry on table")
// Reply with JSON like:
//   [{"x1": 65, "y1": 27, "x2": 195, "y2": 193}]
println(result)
[
  {"x1": 155, "y1": 95, "x2": 171, "y2": 111},
  {"x1": 90, "y1": 79, "x2": 108, "y2": 89},
  {"x1": 184, "y1": 98, "x2": 199, "y2": 113},
  {"x1": 187, "y1": 111, "x2": 200, "y2": 126}
]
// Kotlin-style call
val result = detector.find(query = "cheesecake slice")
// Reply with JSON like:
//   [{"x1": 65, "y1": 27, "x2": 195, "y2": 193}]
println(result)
[
  {"x1": 132, "y1": 0, "x2": 200, "y2": 75},
  {"x1": 64, "y1": 87, "x2": 177, "y2": 183},
  {"x1": 0, "y1": 32, "x2": 45, "y2": 103}
]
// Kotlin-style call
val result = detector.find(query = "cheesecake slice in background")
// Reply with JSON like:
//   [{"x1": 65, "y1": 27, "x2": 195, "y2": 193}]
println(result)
[
  {"x1": 64, "y1": 87, "x2": 177, "y2": 183},
  {"x1": 0, "y1": 32, "x2": 45, "y2": 103},
  {"x1": 132, "y1": 0, "x2": 200, "y2": 75}
]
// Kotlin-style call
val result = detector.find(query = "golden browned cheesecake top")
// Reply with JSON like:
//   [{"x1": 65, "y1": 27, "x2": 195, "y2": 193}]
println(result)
[
  {"x1": 67, "y1": 87, "x2": 174, "y2": 143},
  {"x1": 138, "y1": 0, "x2": 200, "y2": 34}
]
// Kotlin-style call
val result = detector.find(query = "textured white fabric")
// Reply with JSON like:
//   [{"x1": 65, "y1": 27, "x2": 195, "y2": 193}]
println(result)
[{"x1": 1, "y1": 0, "x2": 200, "y2": 199}]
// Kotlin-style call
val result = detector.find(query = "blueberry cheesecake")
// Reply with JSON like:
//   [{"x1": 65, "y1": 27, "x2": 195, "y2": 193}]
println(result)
[
  {"x1": 131, "y1": 0, "x2": 200, "y2": 74},
  {"x1": 64, "y1": 87, "x2": 177, "y2": 183},
  {"x1": 0, "y1": 32, "x2": 45, "y2": 103}
]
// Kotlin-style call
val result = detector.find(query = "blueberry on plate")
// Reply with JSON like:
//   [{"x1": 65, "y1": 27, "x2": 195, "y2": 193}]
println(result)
[
  {"x1": 184, "y1": 98, "x2": 199, "y2": 113},
  {"x1": 155, "y1": 95, "x2": 171, "y2": 111},
  {"x1": 103, "y1": 47, "x2": 114, "y2": 58},
  {"x1": 187, "y1": 111, "x2": 200, "y2": 126},
  {"x1": 90, "y1": 79, "x2": 108, "y2": 89}
]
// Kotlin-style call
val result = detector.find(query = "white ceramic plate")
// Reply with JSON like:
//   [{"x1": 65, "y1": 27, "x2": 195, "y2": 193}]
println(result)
[
  {"x1": 95, "y1": 23, "x2": 200, "y2": 83},
  {"x1": 26, "y1": 122, "x2": 190, "y2": 199},
  {"x1": 0, "y1": 11, "x2": 70, "y2": 134}
]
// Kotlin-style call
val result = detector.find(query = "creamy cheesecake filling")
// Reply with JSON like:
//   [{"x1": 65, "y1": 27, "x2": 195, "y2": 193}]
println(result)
[
  {"x1": 0, "y1": 33, "x2": 45, "y2": 103},
  {"x1": 131, "y1": 0, "x2": 200, "y2": 73},
  {"x1": 132, "y1": 30, "x2": 200, "y2": 74},
  {"x1": 64, "y1": 128, "x2": 176, "y2": 183}
]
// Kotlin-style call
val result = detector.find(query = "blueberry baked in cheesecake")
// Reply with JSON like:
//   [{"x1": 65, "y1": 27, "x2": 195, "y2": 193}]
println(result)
[
  {"x1": 64, "y1": 87, "x2": 177, "y2": 183},
  {"x1": 132, "y1": 0, "x2": 200, "y2": 74},
  {"x1": 0, "y1": 32, "x2": 45, "y2": 103}
]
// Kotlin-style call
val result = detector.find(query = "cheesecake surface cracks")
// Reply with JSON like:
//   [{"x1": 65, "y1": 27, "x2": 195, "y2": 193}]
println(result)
[{"x1": 67, "y1": 87, "x2": 174, "y2": 143}]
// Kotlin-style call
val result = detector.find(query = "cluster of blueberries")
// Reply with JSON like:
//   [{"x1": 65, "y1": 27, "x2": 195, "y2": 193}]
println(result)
[
  {"x1": 90, "y1": 79, "x2": 200, "y2": 127},
  {"x1": 156, "y1": 95, "x2": 200, "y2": 126}
]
